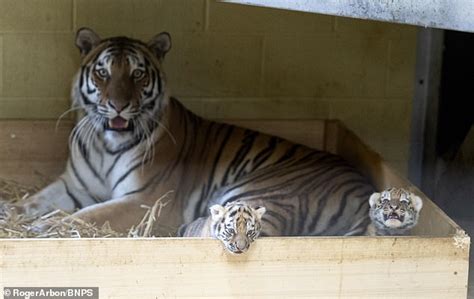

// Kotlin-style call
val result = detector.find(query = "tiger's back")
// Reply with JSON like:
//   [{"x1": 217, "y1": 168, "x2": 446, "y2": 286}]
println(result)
[
  {"x1": 170, "y1": 101, "x2": 374, "y2": 236},
  {"x1": 202, "y1": 143, "x2": 373, "y2": 236}
]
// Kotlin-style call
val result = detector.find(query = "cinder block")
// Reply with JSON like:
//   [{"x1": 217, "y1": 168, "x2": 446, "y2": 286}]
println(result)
[
  {"x1": 164, "y1": 33, "x2": 263, "y2": 97},
  {"x1": 335, "y1": 16, "x2": 418, "y2": 39},
  {"x1": 0, "y1": 36, "x2": 3, "y2": 95},
  {"x1": 0, "y1": 98, "x2": 71, "y2": 119},
  {"x1": 264, "y1": 35, "x2": 388, "y2": 97},
  {"x1": 0, "y1": 0, "x2": 72, "y2": 32},
  {"x1": 3, "y1": 33, "x2": 79, "y2": 97},
  {"x1": 75, "y1": 0, "x2": 205, "y2": 36},
  {"x1": 209, "y1": 1, "x2": 334, "y2": 34},
  {"x1": 180, "y1": 97, "x2": 329, "y2": 120},
  {"x1": 386, "y1": 37, "x2": 417, "y2": 98}
]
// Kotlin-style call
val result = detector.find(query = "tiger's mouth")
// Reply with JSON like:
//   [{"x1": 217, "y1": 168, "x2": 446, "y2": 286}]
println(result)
[
  {"x1": 384, "y1": 212, "x2": 404, "y2": 223},
  {"x1": 106, "y1": 116, "x2": 132, "y2": 132},
  {"x1": 226, "y1": 247, "x2": 245, "y2": 254}
]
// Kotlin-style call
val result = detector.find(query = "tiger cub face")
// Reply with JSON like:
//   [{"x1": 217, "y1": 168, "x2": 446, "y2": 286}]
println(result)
[
  {"x1": 72, "y1": 28, "x2": 171, "y2": 147},
  {"x1": 209, "y1": 201, "x2": 266, "y2": 254},
  {"x1": 369, "y1": 188, "x2": 423, "y2": 235}
]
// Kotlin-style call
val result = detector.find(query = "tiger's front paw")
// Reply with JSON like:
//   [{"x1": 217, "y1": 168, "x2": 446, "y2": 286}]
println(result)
[
  {"x1": 15, "y1": 195, "x2": 55, "y2": 217},
  {"x1": 27, "y1": 220, "x2": 56, "y2": 235},
  {"x1": 0, "y1": 200, "x2": 58, "y2": 236}
]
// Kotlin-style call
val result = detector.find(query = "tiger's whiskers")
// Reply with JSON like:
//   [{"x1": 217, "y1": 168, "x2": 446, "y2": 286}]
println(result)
[{"x1": 55, "y1": 106, "x2": 83, "y2": 132}]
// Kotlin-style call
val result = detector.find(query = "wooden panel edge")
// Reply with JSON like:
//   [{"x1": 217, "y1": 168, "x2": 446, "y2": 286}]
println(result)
[
  {"x1": 333, "y1": 121, "x2": 464, "y2": 236},
  {"x1": 0, "y1": 237, "x2": 468, "y2": 298}
]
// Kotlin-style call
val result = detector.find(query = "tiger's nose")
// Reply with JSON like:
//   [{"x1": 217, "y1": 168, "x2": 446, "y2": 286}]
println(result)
[
  {"x1": 235, "y1": 239, "x2": 248, "y2": 251},
  {"x1": 108, "y1": 101, "x2": 130, "y2": 113}
]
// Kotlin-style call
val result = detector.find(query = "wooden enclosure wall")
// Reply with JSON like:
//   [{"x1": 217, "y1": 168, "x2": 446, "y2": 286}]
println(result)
[
  {"x1": 0, "y1": 236, "x2": 468, "y2": 298},
  {"x1": 0, "y1": 119, "x2": 469, "y2": 298},
  {"x1": 0, "y1": 119, "x2": 463, "y2": 237}
]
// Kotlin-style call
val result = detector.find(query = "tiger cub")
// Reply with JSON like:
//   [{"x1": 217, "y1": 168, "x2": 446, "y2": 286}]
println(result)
[
  {"x1": 178, "y1": 201, "x2": 266, "y2": 254},
  {"x1": 181, "y1": 188, "x2": 422, "y2": 251},
  {"x1": 367, "y1": 188, "x2": 423, "y2": 236}
]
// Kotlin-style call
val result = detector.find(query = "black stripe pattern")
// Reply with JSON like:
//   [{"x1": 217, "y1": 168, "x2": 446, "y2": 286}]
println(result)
[{"x1": 62, "y1": 34, "x2": 376, "y2": 238}]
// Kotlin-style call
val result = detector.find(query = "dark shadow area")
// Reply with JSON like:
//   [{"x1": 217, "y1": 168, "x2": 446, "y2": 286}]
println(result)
[{"x1": 434, "y1": 29, "x2": 474, "y2": 298}]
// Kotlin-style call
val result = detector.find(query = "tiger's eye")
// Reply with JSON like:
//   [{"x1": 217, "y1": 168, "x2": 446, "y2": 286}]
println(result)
[
  {"x1": 96, "y1": 69, "x2": 108, "y2": 78},
  {"x1": 132, "y1": 69, "x2": 144, "y2": 79}
]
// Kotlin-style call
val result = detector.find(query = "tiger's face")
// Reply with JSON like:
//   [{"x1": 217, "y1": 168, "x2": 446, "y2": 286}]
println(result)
[
  {"x1": 209, "y1": 201, "x2": 266, "y2": 254},
  {"x1": 369, "y1": 188, "x2": 423, "y2": 233},
  {"x1": 72, "y1": 28, "x2": 171, "y2": 145}
]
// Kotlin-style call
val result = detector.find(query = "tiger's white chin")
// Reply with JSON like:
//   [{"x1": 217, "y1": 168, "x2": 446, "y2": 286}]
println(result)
[{"x1": 103, "y1": 129, "x2": 134, "y2": 149}]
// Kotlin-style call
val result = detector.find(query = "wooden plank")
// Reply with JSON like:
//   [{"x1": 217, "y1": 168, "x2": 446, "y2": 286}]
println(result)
[
  {"x1": 0, "y1": 119, "x2": 326, "y2": 185},
  {"x1": 0, "y1": 120, "x2": 464, "y2": 235},
  {"x1": 332, "y1": 121, "x2": 462, "y2": 236},
  {"x1": 0, "y1": 161, "x2": 64, "y2": 186},
  {"x1": 226, "y1": 119, "x2": 326, "y2": 150},
  {"x1": 323, "y1": 119, "x2": 341, "y2": 154},
  {"x1": 0, "y1": 237, "x2": 468, "y2": 298},
  {"x1": 0, "y1": 120, "x2": 324, "y2": 160},
  {"x1": 0, "y1": 120, "x2": 72, "y2": 162},
  {"x1": 328, "y1": 119, "x2": 386, "y2": 186},
  {"x1": 0, "y1": 121, "x2": 71, "y2": 185}
]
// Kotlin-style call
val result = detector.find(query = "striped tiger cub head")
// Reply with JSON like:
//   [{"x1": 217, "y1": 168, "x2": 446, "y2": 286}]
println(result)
[
  {"x1": 210, "y1": 201, "x2": 266, "y2": 254},
  {"x1": 369, "y1": 188, "x2": 423, "y2": 235},
  {"x1": 72, "y1": 28, "x2": 171, "y2": 146}
]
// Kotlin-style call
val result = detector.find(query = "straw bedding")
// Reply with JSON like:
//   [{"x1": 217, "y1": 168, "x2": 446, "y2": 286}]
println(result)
[{"x1": 0, "y1": 178, "x2": 170, "y2": 238}]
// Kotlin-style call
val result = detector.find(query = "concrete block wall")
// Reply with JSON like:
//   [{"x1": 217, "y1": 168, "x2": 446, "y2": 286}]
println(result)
[{"x1": 0, "y1": 0, "x2": 417, "y2": 175}]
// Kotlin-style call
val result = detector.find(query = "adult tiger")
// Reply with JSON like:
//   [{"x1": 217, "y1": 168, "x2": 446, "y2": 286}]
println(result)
[{"x1": 22, "y1": 28, "x2": 374, "y2": 235}]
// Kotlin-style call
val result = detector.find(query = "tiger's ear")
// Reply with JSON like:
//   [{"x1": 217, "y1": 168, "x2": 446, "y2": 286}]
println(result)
[
  {"x1": 209, "y1": 205, "x2": 226, "y2": 222},
  {"x1": 369, "y1": 192, "x2": 381, "y2": 208},
  {"x1": 411, "y1": 194, "x2": 423, "y2": 212},
  {"x1": 148, "y1": 32, "x2": 172, "y2": 62},
  {"x1": 76, "y1": 27, "x2": 101, "y2": 57},
  {"x1": 254, "y1": 206, "x2": 266, "y2": 220}
]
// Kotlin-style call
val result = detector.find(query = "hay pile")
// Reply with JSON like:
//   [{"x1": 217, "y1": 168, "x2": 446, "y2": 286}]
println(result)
[{"x1": 0, "y1": 178, "x2": 171, "y2": 238}]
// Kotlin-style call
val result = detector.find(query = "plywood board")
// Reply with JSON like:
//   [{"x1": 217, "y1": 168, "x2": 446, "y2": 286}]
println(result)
[
  {"x1": 227, "y1": 119, "x2": 326, "y2": 150},
  {"x1": 0, "y1": 121, "x2": 71, "y2": 185},
  {"x1": 326, "y1": 120, "x2": 462, "y2": 236},
  {"x1": 0, "y1": 121, "x2": 71, "y2": 162},
  {"x1": 0, "y1": 237, "x2": 468, "y2": 298}
]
